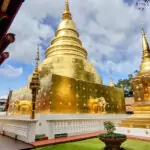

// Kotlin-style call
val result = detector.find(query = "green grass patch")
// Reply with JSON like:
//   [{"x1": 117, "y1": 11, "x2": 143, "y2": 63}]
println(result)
[{"x1": 34, "y1": 138, "x2": 150, "y2": 150}]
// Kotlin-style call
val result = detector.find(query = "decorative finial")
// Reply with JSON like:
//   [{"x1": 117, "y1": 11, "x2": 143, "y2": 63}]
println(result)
[
  {"x1": 65, "y1": 0, "x2": 70, "y2": 12},
  {"x1": 62, "y1": 0, "x2": 72, "y2": 20},
  {"x1": 142, "y1": 28, "x2": 150, "y2": 56},
  {"x1": 142, "y1": 28, "x2": 145, "y2": 35},
  {"x1": 35, "y1": 45, "x2": 40, "y2": 68}
]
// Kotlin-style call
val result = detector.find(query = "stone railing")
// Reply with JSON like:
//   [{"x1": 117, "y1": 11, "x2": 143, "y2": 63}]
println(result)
[
  {"x1": 0, "y1": 118, "x2": 37, "y2": 143},
  {"x1": 46, "y1": 114, "x2": 128, "y2": 139}
]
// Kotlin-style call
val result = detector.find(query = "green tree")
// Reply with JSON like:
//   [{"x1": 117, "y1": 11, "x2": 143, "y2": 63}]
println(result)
[{"x1": 116, "y1": 70, "x2": 139, "y2": 97}]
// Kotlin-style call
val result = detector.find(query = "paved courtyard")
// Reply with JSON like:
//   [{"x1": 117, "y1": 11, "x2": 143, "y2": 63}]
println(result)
[{"x1": 0, "y1": 135, "x2": 33, "y2": 150}]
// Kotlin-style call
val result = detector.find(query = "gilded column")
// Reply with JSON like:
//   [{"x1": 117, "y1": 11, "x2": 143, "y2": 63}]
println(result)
[{"x1": 30, "y1": 46, "x2": 40, "y2": 119}]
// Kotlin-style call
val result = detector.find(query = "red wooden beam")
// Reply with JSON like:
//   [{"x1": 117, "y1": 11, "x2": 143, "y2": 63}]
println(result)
[
  {"x1": 0, "y1": 51, "x2": 9, "y2": 65},
  {"x1": 0, "y1": 0, "x2": 25, "y2": 38},
  {"x1": 0, "y1": 33, "x2": 15, "y2": 55}
]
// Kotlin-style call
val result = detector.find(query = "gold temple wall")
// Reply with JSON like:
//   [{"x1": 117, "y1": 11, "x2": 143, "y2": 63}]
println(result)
[
  {"x1": 36, "y1": 74, "x2": 125, "y2": 114},
  {"x1": 131, "y1": 75, "x2": 150, "y2": 113}
]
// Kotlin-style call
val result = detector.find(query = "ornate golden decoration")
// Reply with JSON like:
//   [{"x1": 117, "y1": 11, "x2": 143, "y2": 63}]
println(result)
[{"x1": 29, "y1": 46, "x2": 40, "y2": 119}]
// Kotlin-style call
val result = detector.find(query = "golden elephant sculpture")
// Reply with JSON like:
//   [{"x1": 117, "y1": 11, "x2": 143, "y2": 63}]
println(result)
[
  {"x1": 10, "y1": 100, "x2": 32, "y2": 115},
  {"x1": 88, "y1": 96, "x2": 108, "y2": 114}
]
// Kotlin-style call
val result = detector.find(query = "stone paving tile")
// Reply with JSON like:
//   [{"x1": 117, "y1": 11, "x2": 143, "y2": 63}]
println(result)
[{"x1": 0, "y1": 135, "x2": 33, "y2": 150}]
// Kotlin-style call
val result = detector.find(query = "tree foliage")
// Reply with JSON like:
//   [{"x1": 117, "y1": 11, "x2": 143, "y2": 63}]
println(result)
[
  {"x1": 104, "y1": 121, "x2": 116, "y2": 134},
  {"x1": 116, "y1": 70, "x2": 139, "y2": 97}
]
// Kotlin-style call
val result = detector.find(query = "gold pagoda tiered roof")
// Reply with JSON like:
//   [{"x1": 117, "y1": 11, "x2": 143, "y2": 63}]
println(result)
[{"x1": 45, "y1": 0, "x2": 87, "y2": 59}]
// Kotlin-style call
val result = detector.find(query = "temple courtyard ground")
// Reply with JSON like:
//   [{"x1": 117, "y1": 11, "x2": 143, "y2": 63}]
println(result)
[
  {"x1": 0, "y1": 131, "x2": 150, "y2": 150},
  {"x1": 34, "y1": 138, "x2": 150, "y2": 150},
  {"x1": 0, "y1": 135, "x2": 33, "y2": 150}
]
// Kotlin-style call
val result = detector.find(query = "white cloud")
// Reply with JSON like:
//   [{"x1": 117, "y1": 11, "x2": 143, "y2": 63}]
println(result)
[
  {"x1": 5, "y1": 0, "x2": 150, "y2": 77},
  {"x1": 0, "y1": 65, "x2": 23, "y2": 77}
]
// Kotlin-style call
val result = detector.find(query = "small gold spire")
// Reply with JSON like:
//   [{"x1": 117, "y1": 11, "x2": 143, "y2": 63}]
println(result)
[
  {"x1": 62, "y1": 0, "x2": 72, "y2": 20},
  {"x1": 109, "y1": 67, "x2": 115, "y2": 87},
  {"x1": 140, "y1": 29, "x2": 150, "y2": 72},
  {"x1": 109, "y1": 76, "x2": 115, "y2": 87}
]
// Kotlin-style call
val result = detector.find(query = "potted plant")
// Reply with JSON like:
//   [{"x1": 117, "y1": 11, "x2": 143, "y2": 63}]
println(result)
[{"x1": 98, "y1": 121, "x2": 127, "y2": 150}]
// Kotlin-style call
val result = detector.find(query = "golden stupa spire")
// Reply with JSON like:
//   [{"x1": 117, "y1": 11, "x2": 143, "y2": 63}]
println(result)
[
  {"x1": 45, "y1": 0, "x2": 87, "y2": 59},
  {"x1": 140, "y1": 29, "x2": 150, "y2": 72},
  {"x1": 62, "y1": 0, "x2": 72, "y2": 20}
]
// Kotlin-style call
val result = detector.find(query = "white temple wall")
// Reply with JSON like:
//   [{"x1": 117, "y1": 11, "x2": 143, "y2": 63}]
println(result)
[
  {"x1": 0, "y1": 118, "x2": 37, "y2": 143},
  {"x1": 35, "y1": 114, "x2": 128, "y2": 138},
  {"x1": 0, "y1": 114, "x2": 129, "y2": 142}
]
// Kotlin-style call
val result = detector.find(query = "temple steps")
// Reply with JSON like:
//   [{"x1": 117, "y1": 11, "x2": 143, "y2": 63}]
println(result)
[
  {"x1": 119, "y1": 123, "x2": 150, "y2": 129},
  {"x1": 121, "y1": 120, "x2": 150, "y2": 124},
  {"x1": 118, "y1": 114, "x2": 150, "y2": 129}
]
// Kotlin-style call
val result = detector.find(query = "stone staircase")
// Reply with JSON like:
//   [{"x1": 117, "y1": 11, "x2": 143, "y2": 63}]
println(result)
[{"x1": 118, "y1": 114, "x2": 150, "y2": 129}]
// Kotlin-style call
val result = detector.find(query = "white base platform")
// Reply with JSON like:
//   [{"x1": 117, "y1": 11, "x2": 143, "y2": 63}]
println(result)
[
  {"x1": 0, "y1": 114, "x2": 129, "y2": 142},
  {"x1": 116, "y1": 127, "x2": 150, "y2": 138}
]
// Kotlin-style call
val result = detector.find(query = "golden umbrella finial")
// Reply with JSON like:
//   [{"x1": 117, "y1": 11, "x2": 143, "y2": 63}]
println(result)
[
  {"x1": 62, "y1": 0, "x2": 72, "y2": 20},
  {"x1": 30, "y1": 45, "x2": 41, "y2": 119},
  {"x1": 35, "y1": 45, "x2": 40, "y2": 68}
]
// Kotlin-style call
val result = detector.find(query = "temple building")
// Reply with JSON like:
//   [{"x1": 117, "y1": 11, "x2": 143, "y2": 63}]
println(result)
[{"x1": 9, "y1": 0, "x2": 125, "y2": 115}]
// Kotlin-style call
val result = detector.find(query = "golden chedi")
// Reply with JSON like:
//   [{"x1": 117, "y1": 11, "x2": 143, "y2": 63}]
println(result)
[
  {"x1": 132, "y1": 29, "x2": 150, "y2": 114},
  {"x1": 38, "y1": 0, "x2": 102, "y2": 84},
  {"x1": 10, "y1": 0, "x2": 125, "y2": 115},
  {"x1": 119, "y1": 29, "x2": 150, "y2": 129}
]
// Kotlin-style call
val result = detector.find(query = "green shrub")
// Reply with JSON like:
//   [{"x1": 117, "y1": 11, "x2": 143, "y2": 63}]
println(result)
[
  {"x1": 99, "y1": 133, "x2": 127, "y2": 139},
  {"x1": 104, "y1": 121, "x2": 116, "y2": 134},
  {"x1": 98, "y1": 121, "x2": 126, "y2": 139}
]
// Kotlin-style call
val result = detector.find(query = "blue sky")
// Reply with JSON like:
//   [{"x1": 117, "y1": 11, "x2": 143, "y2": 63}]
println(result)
[{"x1": 0, "y1": 0, "x2": 150, "y2": 98}]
